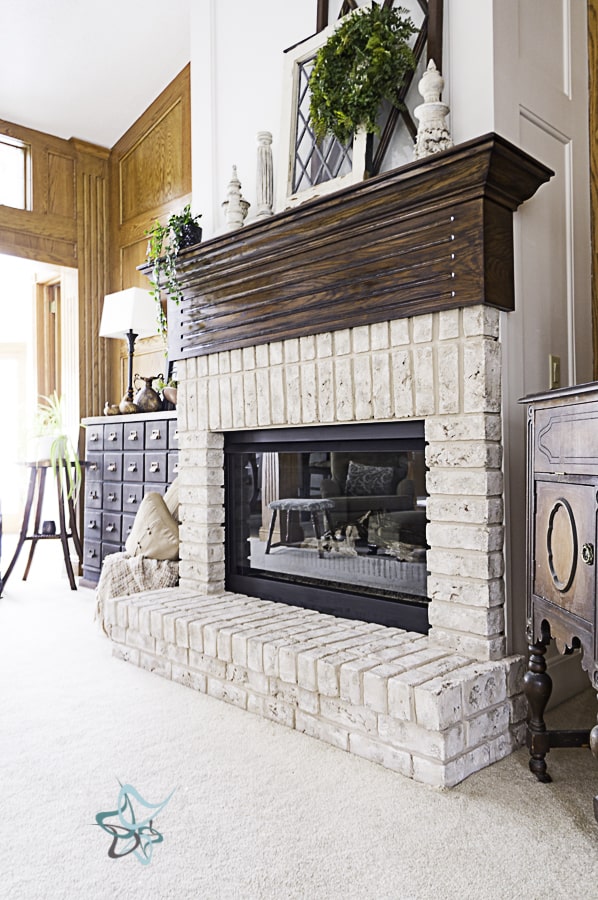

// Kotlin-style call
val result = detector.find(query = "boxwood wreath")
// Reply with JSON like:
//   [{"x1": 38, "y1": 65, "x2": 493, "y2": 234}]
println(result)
[{"x1": 309, "y1": 2, "x2": 417, "y2": 145}]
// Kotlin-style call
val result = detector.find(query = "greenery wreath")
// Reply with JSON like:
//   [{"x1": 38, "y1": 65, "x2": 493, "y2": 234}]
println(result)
[{"x1": 309, "y1": 3, "x2": 417, "y2": 145}]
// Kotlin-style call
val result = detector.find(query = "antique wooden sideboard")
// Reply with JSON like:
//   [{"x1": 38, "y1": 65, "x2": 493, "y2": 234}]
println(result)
[
  {"x1": 81, "y1": 411, "x2": 178, "y2": 586},
  {"x1": 522, "y1": 382, "x2": 598, "y2": 822}
]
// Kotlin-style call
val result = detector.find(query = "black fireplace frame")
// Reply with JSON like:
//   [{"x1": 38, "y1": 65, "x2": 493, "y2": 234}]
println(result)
[{"x1": 224, "y1": 422, "x2": 429, "y2": 633}]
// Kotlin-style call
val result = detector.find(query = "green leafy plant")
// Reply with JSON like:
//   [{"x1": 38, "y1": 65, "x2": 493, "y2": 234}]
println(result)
[
  {"x1": 309, "y1": 2, "x2": 417, "y2": 145},
  {"x1": 145, "y1": 204, "x2": 202, "y2": 338},
  {"x1": 34, "y1": 392, "x2": 82, "y2": 501}
]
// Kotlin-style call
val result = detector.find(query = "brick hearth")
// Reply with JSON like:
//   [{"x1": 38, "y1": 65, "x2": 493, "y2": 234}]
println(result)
[{"x1": 105, "y1": 588, "x2": 525, "y2": 788}]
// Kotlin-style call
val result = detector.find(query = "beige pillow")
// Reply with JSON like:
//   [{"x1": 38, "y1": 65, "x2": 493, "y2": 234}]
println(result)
[
  {"x1": 163, "y1": 477, "x2": 180, "y2": 522},
  {"x1": 125, "y1": 492, "x2": 180, "y2": 560}
]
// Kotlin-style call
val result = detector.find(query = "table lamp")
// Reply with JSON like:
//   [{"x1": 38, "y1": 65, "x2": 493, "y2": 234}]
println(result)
[{"x1": 99, "y1": 287, "x2": 160, "y2": 410}]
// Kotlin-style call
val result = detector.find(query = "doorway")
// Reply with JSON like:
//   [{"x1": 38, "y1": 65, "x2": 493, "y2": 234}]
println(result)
[{"x1": 0, "y1": 255, "x2": 79, "y2": 533}]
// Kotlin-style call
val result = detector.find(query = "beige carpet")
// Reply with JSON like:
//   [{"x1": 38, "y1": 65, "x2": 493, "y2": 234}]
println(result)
[{"x1": 1, "y1": 540, "x2": 597, "y2": 900}]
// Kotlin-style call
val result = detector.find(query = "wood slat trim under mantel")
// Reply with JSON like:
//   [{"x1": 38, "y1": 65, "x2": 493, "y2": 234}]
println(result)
[{"x1": 153, "y1": 133, "x2": 552, "y2": 360}]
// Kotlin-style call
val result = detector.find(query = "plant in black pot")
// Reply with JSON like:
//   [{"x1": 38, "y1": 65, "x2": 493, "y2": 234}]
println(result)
[
  {"x1": 145, "y1": 204, "x2": 202, "y2": 338},
  {"x1": 309, "y1": 2, "x2": 417, "y2": 145}
]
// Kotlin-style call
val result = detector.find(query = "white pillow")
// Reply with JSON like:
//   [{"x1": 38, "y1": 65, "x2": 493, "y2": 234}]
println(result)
[{"x1": 125, "y1": 492, "x2": 179, "y2": 560}]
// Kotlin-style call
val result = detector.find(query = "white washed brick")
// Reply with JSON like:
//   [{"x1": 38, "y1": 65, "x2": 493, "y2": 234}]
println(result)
[
  {"x1": 370, "y1": 321, "x2": 389, "y2": 349},
  {"x1": 334, "y1": 357, "x2": 355, "y2": 421},
  {"x1": 462, "y1": 305, "x2": 500, "y2": 338},
  {"x1": 413, "y1": 346, "x2": 435, "y2": 415},
  {"x1": 112, "y1": 644, "x2": 140, "y2": 665},
  {"x1": 139, "y1": 651, "x2": 171, "y2": 680},
  {"x1": 391, "y1": 349, "x2": 414, "y2": 418},
  {"x1": 316, "y1": 332, "x2": 333, "y2": 357},
  {"x1": 414, "y1": 675, "x2": 463, "y2": 730},
  {"x1": 437, "y1": 342, "x2": 460, "y2": 414},
  {"x1": 425, "y1": 413, "x2": 501, "y2": 443},
  {"x1": 426, "y1": 575, "x2": 504, "y2": 608},
  {"x1": 352, "y1": 325, "x2": 370, "y2": 353},
  {"x1": 349, "y1": 733, "x2": 412, "y2": 777},
  {"x1": 171, "y1": 665, "x2": 207, "y2": 693},
  {"x1": 296, "y1": 710, "x2": 349, "y2": 751},
  {"x1": 412, "y1": 314, "x2": 433, "y2": 343},
  {"x1": 207, "y1": 677, "x2": 247, "y2": 708},
  {"x1": 466, "y1": 702, "x2": 510, "y2": 746},
  {"x1": 362, "y1": 663, "x2": 406, "y2": 713},
  {"x1": 428, "y1": 600, "x2": 504, "y2": 637},
  {"x1": 460, "y1": 663, "x2": 508, "y2": 715},
  {"x1": 387, "y1": 654, "x2": 471, "y2": 720},
  {"x1": 438, "y1": 308, "x2": 460, "y2": 340},
  {"x1": 300, "y1": 334, "x2": 316, "y2": 360},
  {"x1": 255, "y1": 343, "x2": 269, "y2": 368},
  {"x1": 301, "y1": 362, "x2": 317, "y2": 423},
  {"x1": 248, "y1": 693, "x2": 295, "y2": 728},
  {"x1": 334, "y1": 329, "x2": 351, "y2": 355}
]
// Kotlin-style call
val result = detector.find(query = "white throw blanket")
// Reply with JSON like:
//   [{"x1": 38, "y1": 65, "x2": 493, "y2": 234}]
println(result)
[{"x1": 95, "y1": 551, "x2": 179, "y2": 633}]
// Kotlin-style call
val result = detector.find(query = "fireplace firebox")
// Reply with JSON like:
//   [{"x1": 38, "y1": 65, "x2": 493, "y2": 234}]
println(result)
[{"x1": 224, "y1": 422, "x2": 428, "y2": 632}]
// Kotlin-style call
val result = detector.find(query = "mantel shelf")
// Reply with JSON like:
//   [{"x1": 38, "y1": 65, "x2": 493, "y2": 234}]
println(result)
[{"x1": 140, "y1": 132, "x2": 553, "y2": 360}]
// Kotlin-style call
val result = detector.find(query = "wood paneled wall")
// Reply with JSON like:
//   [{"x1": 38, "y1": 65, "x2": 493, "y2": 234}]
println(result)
[
  {"x1": 0, "y1": 121, "x2": 110, "y2": 417},
  {"x1": 0, "y1": 65, "x2": 191, "y2": 416},
  {"x1": 0, "y1": 120, "x2": 78, "y2": 266},
  {"x1": 108, "y1": 65, "x2": 192, "y2": 402}
]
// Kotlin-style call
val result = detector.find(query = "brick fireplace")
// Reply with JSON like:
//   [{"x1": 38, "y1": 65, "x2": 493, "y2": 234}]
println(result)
[{"x1": 106, "y1": 133, "x2": 552, "y2": 786}]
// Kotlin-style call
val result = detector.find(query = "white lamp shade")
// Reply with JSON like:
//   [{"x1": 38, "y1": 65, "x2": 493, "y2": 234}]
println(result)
[{"x1": 99, "y1": 287, "x2": 159, "y2": 339}]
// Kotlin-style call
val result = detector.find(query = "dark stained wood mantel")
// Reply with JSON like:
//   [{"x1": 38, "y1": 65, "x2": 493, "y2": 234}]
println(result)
[{"x1": 154, "y1": 133, "x2": 553, "y2": 361}]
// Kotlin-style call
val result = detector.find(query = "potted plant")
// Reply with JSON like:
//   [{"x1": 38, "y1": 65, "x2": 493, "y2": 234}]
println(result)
[
  {"x1": 32, "y1": 392, "x2": 82, "y2": 501},
  {"x1": 309, "y1": 2, "x2": 417, "y2": 145},
  {"x1": 145, "y1": 204, "x2": 203, "y2": 338}
]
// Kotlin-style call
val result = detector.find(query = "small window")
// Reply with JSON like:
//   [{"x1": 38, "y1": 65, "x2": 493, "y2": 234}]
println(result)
[{"x1": 0, "y1": 135, "x2": 31, "y2": 210}]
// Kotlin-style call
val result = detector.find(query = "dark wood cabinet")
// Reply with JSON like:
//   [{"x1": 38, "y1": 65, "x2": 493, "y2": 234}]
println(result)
[
  {"x1": 522, "y1": 383, "x2": 598, "y2": 821},
  {"x1": 81, "y1": 411, "x2": 178, "y2": 586}
]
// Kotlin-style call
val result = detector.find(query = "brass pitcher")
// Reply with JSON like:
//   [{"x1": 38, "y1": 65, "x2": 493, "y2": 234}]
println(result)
[{"x1": 134, "y1": 374, "x2": 163, "y2": 412}]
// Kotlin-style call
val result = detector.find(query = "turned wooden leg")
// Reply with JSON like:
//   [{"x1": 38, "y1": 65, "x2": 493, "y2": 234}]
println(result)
[
  {"x1": 589, "y1": 713, "x2": 598, "y2": 823},
  {"x1": 523, "y1": 639, "x2": 553, "y2": 783}
]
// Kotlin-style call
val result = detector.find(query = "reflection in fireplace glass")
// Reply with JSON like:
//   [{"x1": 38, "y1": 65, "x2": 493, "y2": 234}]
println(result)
[{"x1": 225, "y1": 425, "x2": 429, "y2": 631}]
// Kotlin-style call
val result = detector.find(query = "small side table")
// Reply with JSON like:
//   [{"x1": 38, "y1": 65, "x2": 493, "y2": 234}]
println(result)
[
  {"x1": 1, "y1": 461, "x2": 83, "y2": 591},
  {"x1": 265, "y1": 498, "x2": 335, "y2": 559}
]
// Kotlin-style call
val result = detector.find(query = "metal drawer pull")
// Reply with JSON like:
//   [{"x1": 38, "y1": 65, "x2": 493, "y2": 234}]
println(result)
[
  {"x1": 128, "y1": 495, "x2": 137, "y2": 504},
  {"x1": 173, "y1": 430, "x2": 179, "y2": 441},
  {"x1": 90, "y1": 432, "x2": 99, "y2": 442},
  {"x1": 89, "y1": 462, "x2": 98, "y2": 472},
  {"x1": 128, "y1": 431, "x2": 139, "y2": 441},
  {"x1": 108, "y1": 431, "x2": 117, "y2": 441},
  {"x1": 127, "y1": 462, "x2": 138, "y2": 472},
  {"x1": 106, "y1": 523, "x2": 116, "y2": 533},
  {"x1": 107, "y1": 492, "x2": 116, "y2": 502},
  {"x1": 582, "y1": 543, "x2": 594, "y2": 566},
  {"x1": 89, "y1": 490, "x2": 99, "y2": 500},
  {"x1": 150, "y1": 429, "x2": 161, "y2": 440},
  {"x1": 174, "y1": 462, "x2": 179, "y2": 473},
  {"x1": 88, "y1": 548, "x2": 97, "y2": 558},
  {"x1": 150, "y1": 461, "x2": 160, "y2": 473},
  {"x1": 88, "y1": 521, "x2": 97, "y2": 529},
  {"x1": 107, "y1": 462, "x2": 117, "y2": 472}
]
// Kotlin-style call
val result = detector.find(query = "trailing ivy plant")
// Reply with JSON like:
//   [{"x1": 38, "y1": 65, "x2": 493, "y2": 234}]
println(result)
[
  {"x1": 145, "y1": 204, "x2": 202, "y2": 338},
  {"x1": 34, "y1": 391, "x2": 82, "y2": 501},
  {"x1": 309, "y1": 2, "x2": 417, "y2": 145}
]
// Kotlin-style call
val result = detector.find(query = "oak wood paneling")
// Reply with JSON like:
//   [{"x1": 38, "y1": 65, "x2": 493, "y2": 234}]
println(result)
[
  {"x1": 163, "y1": 133, "x2": 552, "y2": 360},
  {"x1": 0, "y1": 119, "x2": 77, "y2": 265},
  {"x1": 108, "y1": 65, "x2": 191, "y2": 404}
]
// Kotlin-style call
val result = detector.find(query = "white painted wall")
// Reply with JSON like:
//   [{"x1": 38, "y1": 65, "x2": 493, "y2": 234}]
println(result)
[{"x1": 190, "y1": 0, "x2": 313, "y2": 236}]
